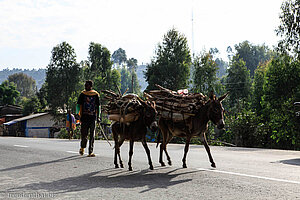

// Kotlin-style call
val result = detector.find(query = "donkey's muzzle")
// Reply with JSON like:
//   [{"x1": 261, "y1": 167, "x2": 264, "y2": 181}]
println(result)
[
  {"x1": 217, "y1": 119, "x2": 225, "y2": 129},
  {"x1": 150, "y1": 121, "x2": 158, "y2": 132}
]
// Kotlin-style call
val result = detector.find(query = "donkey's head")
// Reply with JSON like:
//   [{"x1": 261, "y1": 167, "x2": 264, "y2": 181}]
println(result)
[
  {"x1": 139, "y1": 98, "x2": 158, "y2": 132},
  {"x1": 207, "y1": 92, "x2": 228, "y2": 129}
]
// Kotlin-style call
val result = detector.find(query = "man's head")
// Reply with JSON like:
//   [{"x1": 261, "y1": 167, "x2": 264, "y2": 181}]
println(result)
[{"x1": 85, "y1": 80, "x2": 93, "y2": 91}]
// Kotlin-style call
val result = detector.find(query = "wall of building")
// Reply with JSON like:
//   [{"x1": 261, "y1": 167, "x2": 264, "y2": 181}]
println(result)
[{"x1": 26, "y1": 114, "x2": 56, "y2": 138}]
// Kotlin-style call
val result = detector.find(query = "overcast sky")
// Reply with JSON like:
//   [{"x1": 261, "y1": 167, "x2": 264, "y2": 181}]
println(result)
[{"x1": 0, "y1": 0, "x2": 283, "y2": 70}]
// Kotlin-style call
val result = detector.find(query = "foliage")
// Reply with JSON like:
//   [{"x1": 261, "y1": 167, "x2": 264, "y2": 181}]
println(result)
[
  {"x1": 226, "y1": 56, "x2": 251, "y2": 108},
  {"x1": 86, "y1": 42, "x2": 113, "y2": 80},
  {"x1": 234, "y1": 41, "x2": 274, "y2": 77},
  {"x1": 145, "y1": 28, "x2": 192, "y2": 91},
  {"x1": 0, "y1": 80, "x2": 20, "y2": 105},
  {"x1": 127, "y1": 58, "x2": 138, "y2": 71},
  {"x1": 225, "y1": 109, "x2": 265, "y2": 147},
  {"x1": 7, "y1": 72, "x2": 36, "y2": 99},
  {"x1": 36, "y1": 83, "x2": 48, "y2": 110},
  {"x1": 46, "y1": 41, "x2": 81, "y2": 115},
  {"x1": 192, "y1": 52, "x2": 218, "y2": 94},
  {"x1": 276, "y1": 0, "x2": 300, "y2": 59},
  {"x1": 215, "y1": 58, "x2": 228, "y2": 78},
  {"x1": 112, "y1": 48, "x2": 127, "y2": 66},
  {"x1": 119, "y1": 67, "x2": 141, "y2": 95},
  {"x1": 22, "y1": 96, "x2": 42, "y2": 115},
  {"x1": 261, "y1": 55, "x2": 300, "y2": 149},
  {"x1": 252, "y1": 62, "x2": 268, "y2": 114}
]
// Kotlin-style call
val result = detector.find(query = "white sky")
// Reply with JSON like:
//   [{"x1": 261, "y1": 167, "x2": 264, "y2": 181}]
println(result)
[{"x1": 0, "y1": 0, "x2": 283, "y2": 70}]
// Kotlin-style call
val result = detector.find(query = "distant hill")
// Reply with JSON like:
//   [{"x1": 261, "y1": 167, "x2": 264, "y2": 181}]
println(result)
[
  {"x1": 0, "y1": 68, "x2": 46, "y2": 90},
  {"x1": 0, "y1": 66, "x2": 148, "y2": 92}
]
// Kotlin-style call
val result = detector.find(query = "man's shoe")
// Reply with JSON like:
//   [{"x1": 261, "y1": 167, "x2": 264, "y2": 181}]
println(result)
[
  {"x1": 79, "y1": 148, "x2": 84, "y2": 155},
  {"x1": 87, "y1": 153, "x2": 95, "y2": 157}
]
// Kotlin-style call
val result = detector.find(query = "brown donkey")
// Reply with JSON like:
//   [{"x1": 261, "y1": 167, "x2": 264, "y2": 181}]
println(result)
[
  {"x1": 112, "y1": 99, "x2": 158, "y2": 171},
  {"x1": 158, "y1": 92, "x2": 228, "y2": 168}
]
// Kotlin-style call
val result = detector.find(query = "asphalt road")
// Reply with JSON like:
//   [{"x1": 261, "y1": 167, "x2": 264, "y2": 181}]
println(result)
[{"x1": 0, "y1": 137, "x2": 299, "y2": 200}]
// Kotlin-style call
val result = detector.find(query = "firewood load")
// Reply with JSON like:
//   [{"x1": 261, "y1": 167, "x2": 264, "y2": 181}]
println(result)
[
  {"x1": 102, "y1": 90, "x2": 143, "y2": 123},
  {"x1": 145, "y1": 84, "x2": 206, "y2": 122}
]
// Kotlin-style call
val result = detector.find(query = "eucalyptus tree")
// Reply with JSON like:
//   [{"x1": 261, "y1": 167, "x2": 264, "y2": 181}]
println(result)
[
  {"x1": 145, "y1": 28, "x2": 192, "y2": 91},
  {"x1": 46, "y1": 41, "x2": 81, "y2": 114}
]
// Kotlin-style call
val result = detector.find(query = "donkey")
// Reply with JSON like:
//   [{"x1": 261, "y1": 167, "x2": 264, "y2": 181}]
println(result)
[
  {"x1": 112, "y1": 99, "x2": 158, "y2": 171},
  {"x1": 158, "y1": 92, "x2": 228, "y2": 168}
]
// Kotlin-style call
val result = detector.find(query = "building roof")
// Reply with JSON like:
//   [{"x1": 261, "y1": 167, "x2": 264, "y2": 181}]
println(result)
[
  {"x1": 4, "y1": 113, "x2": 49, "y2": 126},
  {"x1": 0, "y1": 105, "x2": 22, "y2": 116}
]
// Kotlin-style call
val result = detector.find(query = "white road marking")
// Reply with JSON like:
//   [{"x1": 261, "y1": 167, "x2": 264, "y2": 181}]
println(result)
[
  {"x1": 13, "y1": 145, "x2": 29, "y2": 148},
  {"x1": 197, "y1": 168, "x2": 300, "y2": 185}
]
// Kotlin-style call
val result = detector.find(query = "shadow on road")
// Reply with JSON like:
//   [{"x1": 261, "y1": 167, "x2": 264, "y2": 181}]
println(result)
[
  {"x1": 0, "y1": 155, "x2": 83, "y2": 172},
  {"x1": 9, "y1": 167, "x2": 198, "y2": 194},
  {"x1": 279, "y1": 158, "x2": 300, "y2": 166}
]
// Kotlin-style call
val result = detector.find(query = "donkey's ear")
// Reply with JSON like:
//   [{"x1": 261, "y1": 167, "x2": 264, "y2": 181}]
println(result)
[
  {"x1": 209, "y1": 91, "x2": 215, "y2": 100},
  {"x1": 218, "y1": 92, "x2": 229, "y2": 102}
]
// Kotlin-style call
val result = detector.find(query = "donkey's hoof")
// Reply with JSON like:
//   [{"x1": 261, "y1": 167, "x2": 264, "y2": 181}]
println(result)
[
  {"x1": 160, "y1": 162, "x2": 166, "y2": 167},
  {"x1": 115, "y1": 165, "x2": 119, "y2": 168},
  {"x1": 149, "y1": 165, "x2": 154, "y2": 170},
  {"x1": 120, "y1": 164, "x2": 124, "y2": 168},
  {"x1": 129, "y1": 167, "x2": 133, "y2": 171},
  {"x1": 211, "y1": 163, "x2": 216, "y2": 168},
  {"x1": 168, "y1": 161, "x2": 172, "y2": 166},
  {"x1": 183, "y1": 164, "x2": 187, "y2": 168}
]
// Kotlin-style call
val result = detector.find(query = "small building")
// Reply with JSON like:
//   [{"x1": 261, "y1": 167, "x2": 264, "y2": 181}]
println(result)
[
  {"x1": 4, "y1": 113, "x2": 56, "y2": 138},
  {"x1": 0, "y1": 105, "x2": 23, "y2": 136}
]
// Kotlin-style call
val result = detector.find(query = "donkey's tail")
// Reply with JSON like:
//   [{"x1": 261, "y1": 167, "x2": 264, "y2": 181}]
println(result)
[{"x1": 156, "y1": 130, "x2": 161, "y2": 148}]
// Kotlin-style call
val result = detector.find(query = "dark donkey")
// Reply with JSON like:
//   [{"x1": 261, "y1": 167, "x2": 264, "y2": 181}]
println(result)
[
  {"x1": 158, "y1": 92, "x2": 228, "y2": 168},
  {"x1": 112, "y1": 98, "x2": 158, "y2": 171}
]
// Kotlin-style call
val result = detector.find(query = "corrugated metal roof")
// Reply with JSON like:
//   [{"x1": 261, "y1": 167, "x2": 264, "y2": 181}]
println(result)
[{"x1": 4, "y1": 113, "x2": 49, "y2": 125}]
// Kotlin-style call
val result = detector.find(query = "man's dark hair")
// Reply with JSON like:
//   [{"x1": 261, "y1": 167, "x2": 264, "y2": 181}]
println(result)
[{"x1": 85, "y1": 80, "x2": 93, "y2": 87}]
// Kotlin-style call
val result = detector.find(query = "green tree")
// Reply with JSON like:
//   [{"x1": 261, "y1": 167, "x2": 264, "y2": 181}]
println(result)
[
  {"x1": 22, "y1": 96, "x2": 42, "y2": 115},
  {"x1": 36, "y1": 83, "x2": 48, "y2": 110},
  {"x1": 119, "y1": 67, "x2": 141, "y2": 95},
  {"x1": 46, "y1": 41, "x2": 81, "y2": 114},
  {"x1": 86, "y1": 42, "x2": 112, "y2": 80},
  {"x1": 7, "y1": 72, "x2": 36, "y2": 98},
  {"x1": 0, "y1": 80, "x2": 20, "y2": 105},
  {"x1": 276, "y1": 0, "x2": 300, "y2": 59},
  {"x1": 192, "y1": 52, "x2": 218, "y2": 94},
  {"x1": 234, "y1": 41, "x2": 273, "y2": 77},
  {"x1": 226, "y1": 56, "x2": 251, "y2": 108},
  {"x1": 127, "y1": 58, "x2": 138, "y2": 71},
  {"x1": 252, "y1": 62, "x2": 268, "y2": 114},
  {"x1": 112, "y1": 48, "x2": 127, "y2": 66},
  {"x1": 145, "y1": 28, "x2": 191, "y2": 91},
  {"x1": 261, "y1": 55, "x2": 300, "y2": 149}
]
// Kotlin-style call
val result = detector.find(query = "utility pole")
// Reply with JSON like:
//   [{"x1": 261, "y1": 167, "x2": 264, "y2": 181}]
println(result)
[{"x1": 191, "y1": 7, "x2": 195, "y2": 57}]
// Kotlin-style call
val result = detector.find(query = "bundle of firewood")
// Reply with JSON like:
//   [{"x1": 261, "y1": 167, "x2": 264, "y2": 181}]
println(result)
[
  {"x1": 102, "y1": 90, "x2": 143, "y2": 123},
  {"x1": 145, "y1": 84, "x2": 206, "y2": 122}
]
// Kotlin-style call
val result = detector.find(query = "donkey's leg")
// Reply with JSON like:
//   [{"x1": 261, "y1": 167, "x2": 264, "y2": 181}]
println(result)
[
  {"x1": 159, "y1": 143, "x2": 165, "y2": 166},
  {"x1": 128, "y1": 140, "x2": 134, "y2": 171},
  {"x1": 113, "y1": 131, "x2": 120, "y2": 168},
  {"x1": 182, "y1": 136, "x2": 191, "y2": 168},
  {"x1": 200, "y1": 133, "x2": 216, "y2": 168},
  {"x1": 114, "y1": 143, "x2": 120, "y2": 168},
  {"x1": 164, "y1": 133, "x2": 173, "y2": 166},
  {"x1": 142, "y1": 139, "x2": 153, "y2": 170},
  {"x1": 117, "y1": 138, "x2": 125, "y2": 168}
]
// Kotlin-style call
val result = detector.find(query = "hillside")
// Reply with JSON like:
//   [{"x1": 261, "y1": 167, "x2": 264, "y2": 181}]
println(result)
[{"x1": 0, "y1": 68, "x2": 46, "y2": 89}]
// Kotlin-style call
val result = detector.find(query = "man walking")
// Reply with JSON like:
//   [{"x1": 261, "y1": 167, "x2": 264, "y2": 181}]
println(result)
[{"x1": 76, "y1": 80, "x2": 100, "y2": 157}]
